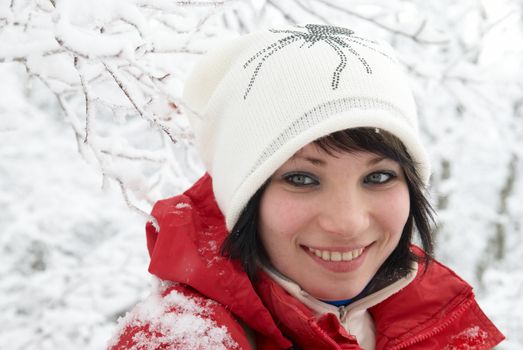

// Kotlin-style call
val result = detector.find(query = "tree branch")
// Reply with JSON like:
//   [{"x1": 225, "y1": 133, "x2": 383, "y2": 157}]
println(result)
[
  {"x1": 102, "y1": 61, "x2": 178, "y2": 144},
  {"x1": 114, "y1": 176, "x2": 159, "y2": 231},
  {"x1": 74, "y1": 57, "x2": 94, "y2": 143},
  {"x1": 312, "y1": 0, "x2": 449, "y2": 45},
  {"x1": 266, "y1": 0, "x2": 298, "y2": 24},
  {"x1": 442, "y1": 10, "x2": 517, "y2": 76},
  {"x1": 293, "y1": 0, "x2": 332, "y2": 25}
]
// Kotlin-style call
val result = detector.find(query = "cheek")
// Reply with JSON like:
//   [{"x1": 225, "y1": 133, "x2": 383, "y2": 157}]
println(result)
[
  {"x1": 375, "y1": 186, "x2": 410, "y2": 235},
  {"x1": 258, "y1": 188, "x2": 313, "y2": 247}
]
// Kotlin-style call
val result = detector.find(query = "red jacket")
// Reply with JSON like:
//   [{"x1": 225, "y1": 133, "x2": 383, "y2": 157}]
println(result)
[{"x1": 109, "y1": 174, "x2": 504, "y2": 349}]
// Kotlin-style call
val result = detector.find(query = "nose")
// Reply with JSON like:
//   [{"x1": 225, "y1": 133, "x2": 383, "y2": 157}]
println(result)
[{"x1": 317, "y1": 188, "x2": 370, "y2": 237}]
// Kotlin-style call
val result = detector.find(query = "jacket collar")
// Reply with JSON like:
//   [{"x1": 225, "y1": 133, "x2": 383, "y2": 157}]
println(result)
[
  {"x1": 147, "y1": 173, "x2": 291, "y2": 348},
  {"x1": 255, "y1": 271, "x2": 362, "y2": 349},
  {"x1": 262, "y1": 263, "x2": 417, "y2": 320},
  {"x1": 256, "y1": 253, "x2": 474, "y2": 350},
  {"x1": 369, "y1": 253, "x2": 473, "y2": 349},
  {"x1": 263, "y1": 263, "x2": 418, "y2": 350}
]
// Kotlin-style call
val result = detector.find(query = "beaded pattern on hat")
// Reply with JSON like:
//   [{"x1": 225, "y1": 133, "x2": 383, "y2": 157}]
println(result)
[{"x1": 242, "y1": 24, "x2": 395, "y2": 99}]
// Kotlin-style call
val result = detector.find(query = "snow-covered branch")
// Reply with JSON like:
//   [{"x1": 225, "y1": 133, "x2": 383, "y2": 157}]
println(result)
[{"x1": 0, "y1": 0, "x2": 229, "y2": 220}]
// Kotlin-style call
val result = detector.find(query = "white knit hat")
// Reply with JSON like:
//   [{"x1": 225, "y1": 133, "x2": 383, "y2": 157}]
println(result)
[{"x1": 183, "y1": 24, "x2": 430, "y2": 231}]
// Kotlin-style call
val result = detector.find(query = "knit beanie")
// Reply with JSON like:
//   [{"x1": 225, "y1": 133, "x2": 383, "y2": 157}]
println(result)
[{"x1": 183, "y1": 24, "x2": 430, "y2": 231}]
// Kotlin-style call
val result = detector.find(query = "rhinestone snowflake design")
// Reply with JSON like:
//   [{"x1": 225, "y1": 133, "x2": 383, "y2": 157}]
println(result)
[{"x1": 242, "y1": 24, "x2": 393, "y2": 99}]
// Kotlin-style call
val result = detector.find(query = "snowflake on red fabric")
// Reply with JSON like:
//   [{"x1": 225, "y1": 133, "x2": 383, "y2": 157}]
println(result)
[
  {"x1": 242, "y1": 24, "x2": 393, "y2": 99},
  {"x1": 443, "y1": 326, "x2": 489, "y2": 350}
]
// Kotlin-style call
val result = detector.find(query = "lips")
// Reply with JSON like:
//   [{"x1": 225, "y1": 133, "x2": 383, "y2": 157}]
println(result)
[
  {"x1": 302, "y1": 244, "x2": 368, "y2": 273},
  {"x1": 307, "y1": 246, "x2": 364, "y2": 262}
]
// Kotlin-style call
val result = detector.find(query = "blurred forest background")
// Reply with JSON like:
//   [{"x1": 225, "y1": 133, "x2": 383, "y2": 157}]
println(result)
[{"x1": 1, "y1": 0, "x2": 522, "y2": 348}]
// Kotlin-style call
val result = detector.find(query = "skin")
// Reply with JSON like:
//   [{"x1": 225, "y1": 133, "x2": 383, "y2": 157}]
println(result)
[{"x1": 258, "y1": 143, "x2": 410, "y2": 301}]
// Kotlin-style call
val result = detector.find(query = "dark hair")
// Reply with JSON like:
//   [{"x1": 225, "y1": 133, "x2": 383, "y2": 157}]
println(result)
[{"x1": 221, "y1": 127, "x2": 435, "y2": 294}]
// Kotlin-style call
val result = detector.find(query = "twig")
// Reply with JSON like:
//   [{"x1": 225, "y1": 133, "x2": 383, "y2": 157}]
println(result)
[
  {"x1": 232, "y1": 8, "x2": 248, "y2": 33},
  {"x1": 443, "y1": 11, "x2": 517, "y2": 76},
  {"x1": 0, "y1": 49, "x2": 65, "y2": 63},
  {"x1": 413, "y1": 19, "x2": 427, "y2": 38},
  {"x1": 74, "y1": 57, "x2": 94, "y2": 143},
  {"x1": 293, "y1": 0, "x2": 331, "y2": 25},
  {"x1": 55, "y1": 37, "x2": 91, "y2": 59},
  {"x1": 55, "y1": 35, "x2": 124, "y2": 60},
  {"x1": 121, "y1": 18, "x2": 146, "y2": 39},
  {"x1": 92, "y1": 97, "x2": 134, "y2": 114},
  {"x1": 25, "y1": 66, "x2": 84, "y2": 141},
  {"x1": 267, "y1": 0, "x2": 298, "y2": 24},
  {"x1": 146, "y1": 47, "x2": 205, "y2": 55},
  {"x1": 27, "y1": 66, "x2": 108, "y2": 185},
  {"x1": 313, "y1": 0, "x2": 449, "y2": 45},
  {"x1": 24, "y1": 10, "x2": 32, "y2": 32},
  {"x1": 176, "y1": 1, "x2": 225, "y2": 6},
  {"x1": 155, "y1": 17, "x2": 191, "y2": 34},
  {"x1": 103, "y1": 62, "x2": 148, "y2": 115},
  {"x1": 0, "y1": 56, "x2": 26, "y2": 63},
  {"x1": 137, "y1": 3, "x2": 185, "y2": 17},
  {"x1": 102, "y1": 61, "x2": 178, "y2": 144},
  {"x1": 100, "y1": 149, "x2": 166, "y2": 163},
  {"x1": 115, "y1": 176, "x2": 159, "y2": 231}
]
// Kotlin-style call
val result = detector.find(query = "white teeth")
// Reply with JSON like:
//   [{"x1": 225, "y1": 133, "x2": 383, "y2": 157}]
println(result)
[
  {"x1": 331, "y1": 252, "x2": 341, "y2": 262},
  {"x1": 308, "y1": 247, "x2": 364, "y2": 262},
  {"x1": 342, "y1": 251, "x2": 353, "y2": 261},
  {"x1": 321, "y1": 250, "x2": 330, "y2": 260}
]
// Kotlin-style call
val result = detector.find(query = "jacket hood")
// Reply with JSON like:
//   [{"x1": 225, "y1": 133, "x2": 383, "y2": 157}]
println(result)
[{"x1": 145, "y1": 173, "x2": 290, "y2": 348}]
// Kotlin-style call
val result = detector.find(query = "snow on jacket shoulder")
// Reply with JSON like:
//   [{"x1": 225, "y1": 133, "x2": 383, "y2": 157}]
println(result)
[
  {"x1": 109, "y1": 174, "x2": 291, "y2": 350},
  {"x1": 108, "y1": 173, "x2": 504, "y2": 350},
  {"x1": 108, "y1": 282, "x2": 251, "y2": 349}
]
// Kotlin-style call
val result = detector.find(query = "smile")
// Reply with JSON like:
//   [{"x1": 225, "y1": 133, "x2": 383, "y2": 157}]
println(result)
[{"x1": 306, "y1": 247, "x2": 364, "y2": 262}]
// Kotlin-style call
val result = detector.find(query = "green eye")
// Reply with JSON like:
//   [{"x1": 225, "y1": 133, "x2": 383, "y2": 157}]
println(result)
[
  {"x1": 284, "y1": 172, "x2": 319, "y2": 186},
  {"x1": 364, "y1": 171, "x2": 395, "y2": 184}
]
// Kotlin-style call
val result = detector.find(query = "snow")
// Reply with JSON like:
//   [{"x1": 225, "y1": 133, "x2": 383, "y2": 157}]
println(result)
[
  {"x1": 0, "y1": 63, "x2": 150, "y2": 350},
  {"x1": 175, "y1": 202, "x2": 191, "y2": 209},
  {"x1": 54, "y1": 16, "x2": 142, "y2": 59},
  {"x1": 110, "y1": 282, "x2": 239, "y2": 349},
  {"x1": 1, "y1": 0, "x2": 522, "y2": 349},
  {"x1": 443, "y1": 326, "x2": 491, "y2": 350}
]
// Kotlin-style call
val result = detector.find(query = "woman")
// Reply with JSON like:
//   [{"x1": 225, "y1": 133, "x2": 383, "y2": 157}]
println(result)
[{"x1": 109, "y1": 24, "x2": 504, "y2": 349}]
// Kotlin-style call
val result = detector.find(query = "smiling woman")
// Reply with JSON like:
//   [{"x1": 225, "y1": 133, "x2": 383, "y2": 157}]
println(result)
[
  {"x1": 259, "y1": 132, "x2": 412, "y2": 301},
  {"x1": 260, "y1": 144, "x2": 410, "y2": 299},
  {"x1": 109, "y1": 24, "x2": 504, "y2": 350}
]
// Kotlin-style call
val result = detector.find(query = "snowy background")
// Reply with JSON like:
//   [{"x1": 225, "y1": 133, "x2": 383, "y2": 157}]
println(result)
[{"x1": 1, "y1": 0, "x2": 522, "y2": 349}]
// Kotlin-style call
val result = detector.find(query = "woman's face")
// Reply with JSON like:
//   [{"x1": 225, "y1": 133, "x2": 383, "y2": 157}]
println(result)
[{"x1": 259, "y1": 143, "x2": 410, "y2": 301}]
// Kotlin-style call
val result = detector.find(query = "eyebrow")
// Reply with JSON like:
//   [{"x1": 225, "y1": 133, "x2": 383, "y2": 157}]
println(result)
[
  {"x1": 367, "y1": 155, "x2": 387, "y2": 165},
  {"x1": 291, "y1": 154, "x2": 388, "y2": 167},
  {"x1": 291, "y1": 155, "x2": 326, "y2": 166}
]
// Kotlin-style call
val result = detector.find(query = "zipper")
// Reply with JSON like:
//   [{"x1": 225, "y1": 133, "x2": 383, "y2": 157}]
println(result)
[
  {"x1": 389, "y1": 297, "x2": 474, "y2": 350},
  {"x1": 339, "y1": 305, "x2": 349, "y2": 321}
]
